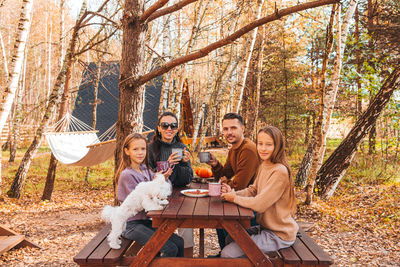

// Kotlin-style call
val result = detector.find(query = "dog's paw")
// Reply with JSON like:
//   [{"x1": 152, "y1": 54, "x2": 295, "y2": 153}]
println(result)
[{"x1": 109, "y1": 241, "x2": 121, "y2": 250}]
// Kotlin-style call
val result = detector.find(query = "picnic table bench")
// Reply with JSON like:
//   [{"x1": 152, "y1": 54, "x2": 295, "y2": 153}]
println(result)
[{"x1": 74, "y1": 184, "x2": 333, "y2": 267}]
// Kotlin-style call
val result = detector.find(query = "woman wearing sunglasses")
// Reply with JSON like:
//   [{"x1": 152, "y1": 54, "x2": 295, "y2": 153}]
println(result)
[{"x1": 148, "y1": 111, "x2": 194, "y2": 257}]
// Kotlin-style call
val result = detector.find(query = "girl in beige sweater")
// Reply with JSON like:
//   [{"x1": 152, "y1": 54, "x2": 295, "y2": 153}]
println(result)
[{"x1": 220, "y1": 125, "x2": 298, "y2": 258}]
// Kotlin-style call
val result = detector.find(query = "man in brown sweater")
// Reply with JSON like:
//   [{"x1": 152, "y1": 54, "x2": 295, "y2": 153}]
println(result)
[
  {"x1": 208, "y1": 113, "x2": 260, "y2": 191},
  {"x1": 207, "y1": 113, "x2": 260, "y2": 255}
]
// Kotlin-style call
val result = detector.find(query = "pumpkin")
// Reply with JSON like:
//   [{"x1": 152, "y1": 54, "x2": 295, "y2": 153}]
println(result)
[{"x1": 196, "y1": 167, "x2": 212, "y2": 178}]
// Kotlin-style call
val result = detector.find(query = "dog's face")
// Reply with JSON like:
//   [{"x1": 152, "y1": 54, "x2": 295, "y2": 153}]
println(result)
[{"x1": 154, "y1": 173, "x2": 166, "y2": 181}]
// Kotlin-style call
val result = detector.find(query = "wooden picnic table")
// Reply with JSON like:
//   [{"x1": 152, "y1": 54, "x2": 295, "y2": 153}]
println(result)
[
  {"x1": 131, "y1": 183, "x2": 273, "y2": 267},
  {"x1": 74, "y1": 182, "x2": 334, "y2": 266}
]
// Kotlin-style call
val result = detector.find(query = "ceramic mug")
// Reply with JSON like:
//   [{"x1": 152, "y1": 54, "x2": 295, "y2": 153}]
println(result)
[
  {"x1": 157, "y1": 161, "x2": 175, "y2": 172},
  {"x1": 198, "y1": 152, "x2": 211, "y2": 163},
  {"x1": 171, "y1": 148, "x2": 183, "y2": 160},
  {"x1": 208, "y1": 182, "x2": 222, "y2": 196}
]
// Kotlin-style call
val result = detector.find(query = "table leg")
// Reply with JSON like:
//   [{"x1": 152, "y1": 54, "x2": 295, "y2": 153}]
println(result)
[
  {"x1": 129, "y1": 219, "x2": 182, "y2": 267},
  {"x1": 199, "y1": 228, "x2": 204, "y2": 258},
  {"x1": 221, "y1": 220, "x2": 273, "y2": 267}
]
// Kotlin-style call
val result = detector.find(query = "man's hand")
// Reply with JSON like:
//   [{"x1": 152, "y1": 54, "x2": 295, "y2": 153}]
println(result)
[
  {"x1": 207, "y1": 153, "x2": 218, "y2": 167},
  {"x1": 221, "y1": 191, "x2": 235, "y2": 202},
  {"x1": 219, "y1": 176, "x2": 228, "y2": 184}
]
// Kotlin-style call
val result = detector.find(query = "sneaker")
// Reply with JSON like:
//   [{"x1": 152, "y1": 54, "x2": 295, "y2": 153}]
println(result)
[{"x1": 207, "y1": 252, "x2": 221, "y2": 258}]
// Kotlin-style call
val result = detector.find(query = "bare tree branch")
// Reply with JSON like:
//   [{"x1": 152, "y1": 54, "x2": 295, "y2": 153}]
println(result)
[
  {"x1": 147, "y1": 0, "x2": 197, "y2": 22},
  {"x1": 140, "y1": 0, "x2": 170, "y2": 22},
  {"x1": 75, "y1": 28, "x2": 119, "y2": 56},
  {"x1": 121, "y1": 0, "x2": 338, "y2": 87},
  {"x1": 82, "y1": 0, "x2": 113, "y2": 25},
  {"x1": 85, "y1": 11, "x2": 119, "y2": 27}
]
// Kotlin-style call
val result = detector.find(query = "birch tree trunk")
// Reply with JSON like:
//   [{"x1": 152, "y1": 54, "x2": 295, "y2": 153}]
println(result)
[
  {"x1": 9, "y1": 53, "x2": 27, "y2": 162},
  {"x1": 191, "y1": 102, "x2": 206, "y2": 149},
  {"x1": 0, "y1": 0, "x2": 33, "y2": 185},
  {"x1": 41, "y1": 1, "x2": 88, "y2": 201},
  {"x1": 8, "y1": 1, "x2": 87, "y2": 199},
  {"x1": 305, "y1": 0, "x2": 357, "y2": 204},
  {"x1": 0, "y1": 30, "x2": 8, "y2": 80},
  {"x1": 316, "y1": 66, "x2": 400, "y2": 198},
  {"x1": 300, "y1": 5, "x2": 336, "y2": 193},
  {"x1": 235, "y1": 0, "x2": 264, "y2": 113}
]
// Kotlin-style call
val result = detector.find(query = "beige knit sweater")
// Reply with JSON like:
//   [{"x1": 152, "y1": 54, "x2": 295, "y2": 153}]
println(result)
[{"x1": 233, "y1": 162, "x2": 298, "y2": 241}]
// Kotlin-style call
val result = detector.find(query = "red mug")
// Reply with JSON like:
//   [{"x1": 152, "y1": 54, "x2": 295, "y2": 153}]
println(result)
[{"x1": 157, "y1": 161, "x2": 175, "y2": 172}]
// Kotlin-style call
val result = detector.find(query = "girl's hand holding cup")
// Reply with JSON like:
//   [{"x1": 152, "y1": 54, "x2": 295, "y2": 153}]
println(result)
[
  {"x1": 168, "y1": 152, "x2": 181, "y2": 164},
  {"x1": 221, "y1": 183, "x2": 232, "y2": 193}
]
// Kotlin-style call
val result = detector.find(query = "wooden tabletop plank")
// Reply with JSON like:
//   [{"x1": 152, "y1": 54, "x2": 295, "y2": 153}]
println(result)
[
  {"x1": 298, "y1": 228, "x2": 334, "y2": 265},
  {"x1": 193, "y1": 195, "x2": 210, "y2": 219},
  {"x1": 177, "y1": 195, "x2": 197, "y2": 218},
  {"x1": 158, "y1": 187, "x2": 185, "y2": 219},
  {"x1": 209, "y1": 196, "x2": 224, "y2": 218},
  {"x1": 237, "y1": 205, "x2": 254, "y2": 219},
  {"x1": 223, "y1": 201, "x2": 240, "y2": 218}
]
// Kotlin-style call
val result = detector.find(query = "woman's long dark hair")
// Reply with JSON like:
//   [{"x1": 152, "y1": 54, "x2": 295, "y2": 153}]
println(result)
[
  {"x1": 258, "y1": 126, "x2": 296, "y2": 213},
  {"x1": 151, "y1": 112, "x2": 181, "y2": 162},
  {"x1": 116, "y1": 133, "x2": 149, "y2": 187}
]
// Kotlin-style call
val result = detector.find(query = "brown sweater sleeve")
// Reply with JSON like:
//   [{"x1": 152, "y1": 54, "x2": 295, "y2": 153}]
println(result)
[
  {"x1": 228, "y1": 147, "x2": 260, "y2": 190},
  {"x1": 234, "y1": 168, "x2": 288, "y2": 213},
  {"x1": 212, "y1": 150, "x2": 235, "y2": 180}
]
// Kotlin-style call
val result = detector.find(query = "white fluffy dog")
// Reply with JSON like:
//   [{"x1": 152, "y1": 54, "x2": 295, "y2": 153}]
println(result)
[{"x1": 101, "y1": 173, "x2": 172, "y2": 249}]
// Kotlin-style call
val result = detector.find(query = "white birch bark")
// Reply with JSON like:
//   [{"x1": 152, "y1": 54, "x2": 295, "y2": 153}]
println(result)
[
  {"x1": 0, "y1": 0, "x2": 33, "y2": 137},
  {"x1": 59, "y1": 0, "x2": 65, "y2": 69},
  {"x1": 0, "y1": 30, "x2": 8, "y2": 81},
  {"x1": 191, "y1": 102, "x2": 206, "y2": 148},
  {"x1": 306, "y1": 0, "x2": 358, "y2": 204},
  {"x1": 235, "y1": 0, "x2": 265, "y2": 113},
  {"x1": 0, "y1": 0, "x2": 33, "y2": 184}
]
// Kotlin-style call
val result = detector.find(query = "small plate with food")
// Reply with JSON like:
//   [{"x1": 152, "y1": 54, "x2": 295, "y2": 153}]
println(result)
[{"x1": 181, "y1": 189, "x2": 209, "y2": 197}]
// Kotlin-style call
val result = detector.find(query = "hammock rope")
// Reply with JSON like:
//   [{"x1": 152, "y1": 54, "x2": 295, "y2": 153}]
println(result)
[{"x1": 45, "y1": 112, "x2": 116, "y2": 166}]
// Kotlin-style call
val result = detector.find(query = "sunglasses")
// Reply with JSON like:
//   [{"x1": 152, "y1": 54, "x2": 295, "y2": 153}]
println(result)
[{"x1": 159, "y1": 122, "x2": 178, "y2": 130}]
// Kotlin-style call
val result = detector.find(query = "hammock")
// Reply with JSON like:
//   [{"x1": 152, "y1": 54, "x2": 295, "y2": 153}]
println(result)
[{"x1": 45, "y1": 113, "x2": 116, "y2": 166}]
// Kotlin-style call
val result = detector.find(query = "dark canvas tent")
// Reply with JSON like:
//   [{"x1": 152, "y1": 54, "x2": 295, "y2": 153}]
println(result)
[{"x1": 72, "y1": 61, "x2": 162, "y2": 137}]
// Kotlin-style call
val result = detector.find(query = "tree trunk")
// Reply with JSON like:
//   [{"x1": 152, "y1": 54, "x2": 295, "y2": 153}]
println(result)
[
  {"x1": 0, "y1": 0, "x2": 33, "y2": 158},
  {"x1": 84, "y1": 62, "x2": 102, "y2": 184},
  {"x1": 295, "y1": 137, "x2": 316, "y2": 188},
  {"x1": 235, "y1": 0, "x2": 264, "y2": 114},
  {"x1": 9, "y1": 57, "x2": 26, "y2": 162},
  {"x1": 41, "y1": 1, "x2": 87, "y2": 201},
  {"x1": 305, "y1": 0, "x2": 357, "y2": 204},
  {"x1": 116, "y1": 0, "x2": 147, "y2": 197},
  {"x1": 316, "y1": 66, "x2": 400, "y2": 198},
  {"x1": 367, "y1": 0, "x2": 376, "y2": 155},
  {"x1": 191, "y1": 103, "x2": 206, "y2": 149},
  {"x1": 304, "y1": 4, "x2": 337, "y2": 204},
  {"x1": 8, "y1": 1, "x2": 87, "y2": 199},
  {"x1": 0, "y1": 30, "x2": 8, "y2": 80}
]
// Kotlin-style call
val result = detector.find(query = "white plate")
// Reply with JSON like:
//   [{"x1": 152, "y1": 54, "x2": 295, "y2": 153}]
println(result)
[{"x1": 181, "y1": 189, "x2": 209, "y2": 197}]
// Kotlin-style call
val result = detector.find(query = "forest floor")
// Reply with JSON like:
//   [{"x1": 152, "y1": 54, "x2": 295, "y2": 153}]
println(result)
[{"x1": 0, "y1": 149, "x2": 399, "y2": 266}]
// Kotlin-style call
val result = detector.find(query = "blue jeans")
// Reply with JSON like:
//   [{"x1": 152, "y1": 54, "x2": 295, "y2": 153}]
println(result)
[
  {"x1": 217, "y1": 211, "x2": 258, "y2": 249},
  {"x1": 122, "y1": 220, "x2": 184, "y2": 257}
]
